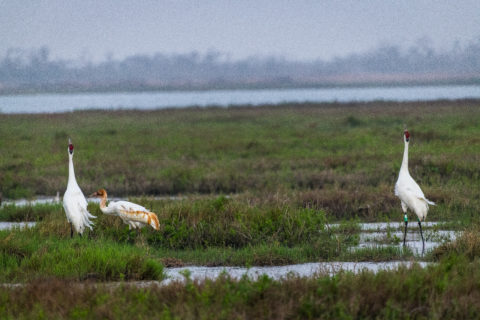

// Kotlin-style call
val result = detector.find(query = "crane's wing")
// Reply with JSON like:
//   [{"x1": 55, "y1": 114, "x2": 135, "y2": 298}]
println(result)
[
  {"x1": 395, "y1": 175, "x2": 435, "y2": 206},
  {"x1": 63, "y1": 198, "x2": 72, "y2": 223},
  {"x1": 115, "y1": 201, "x2": 148, "y2": 212},
  {"x1": 394, "y1": 182, "x2": 401, "y2": 197},
  {"x1": 113, "y1": 201, "x2": 159, "y2": 230},
  {"x1": 404, "y1": 179, "x2": 435, "y2": 205}
]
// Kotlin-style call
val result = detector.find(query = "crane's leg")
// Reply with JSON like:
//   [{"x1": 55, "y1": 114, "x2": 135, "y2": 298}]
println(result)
[
  {"x1": 403, "y1": 214, "x2": 408, "y2": 246},
  {"x1": 70, "y1": 223, "x2": 73, "y2": 238},
  {"x1": 418, "y1": 219, "x2": 425, "y2": 255}
]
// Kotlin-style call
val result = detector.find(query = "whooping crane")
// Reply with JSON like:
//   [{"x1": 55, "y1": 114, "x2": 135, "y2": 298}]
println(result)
[
  {"x1": 63, "y1": 138, "x2": 96, "y2": 237},
  {"x1": 90, "y1": 188, "x2": 160, "y2": 231},
  {"x1": 394, "y1": 129, "x2": 435, "y2": 252}
]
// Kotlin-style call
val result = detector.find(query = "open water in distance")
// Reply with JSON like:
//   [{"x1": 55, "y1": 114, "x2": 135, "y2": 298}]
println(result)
[{"x1": 1, "y1": 85, "x2": 480, "y2": 113}]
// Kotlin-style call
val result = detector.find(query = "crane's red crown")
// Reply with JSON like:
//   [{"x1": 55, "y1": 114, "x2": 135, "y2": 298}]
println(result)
[
  {"x1": 404, "y1": 130, "x2": 410, "y2": 142},
  {"x1": 68, "y1": 142, "x2": 74, "y2": 154}
]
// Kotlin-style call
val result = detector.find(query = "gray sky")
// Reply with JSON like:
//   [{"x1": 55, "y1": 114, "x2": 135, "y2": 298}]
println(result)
[{"x1": 1, "y1": 0, "x2": 479, "y2": 62}]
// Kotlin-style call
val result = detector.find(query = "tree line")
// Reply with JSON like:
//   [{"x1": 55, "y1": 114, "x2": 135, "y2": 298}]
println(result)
[{"x1": 1, "y1": 38, "x2": 479, "y2": 93}]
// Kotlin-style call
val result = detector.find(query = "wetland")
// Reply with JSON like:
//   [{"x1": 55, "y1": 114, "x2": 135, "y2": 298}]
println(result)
[{"x1": 1, "y1": 99, "x2": 480, "y2": 318}]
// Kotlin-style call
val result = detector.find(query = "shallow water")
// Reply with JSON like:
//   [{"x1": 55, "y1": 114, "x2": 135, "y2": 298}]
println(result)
[
  {"x1": 0, "y1": 195, "x2": 185, "y2": 207},
  {"x1": 331, "y1": 221, "x2": 442, "y2": 231},
  {"x1": 353, "y1": 224, "x2": 457, "y2": 255},
  {"x1": 162, "y1": 261, "x2": 430, "y2": 284},
  {"x1": 359, "y1": 230, "x2": 456, "y2": 244},
  {"x1": 1, "y1": 197, "x2": 62, "y2": 207},
  {"x1": 0, "y1": 261, "x2": 431, "y2": 288},
  {"x1": 0, "y1": 222, "x2": 36, "y2": 230}
]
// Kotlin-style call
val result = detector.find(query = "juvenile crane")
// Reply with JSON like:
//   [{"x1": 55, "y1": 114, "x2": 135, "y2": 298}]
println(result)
[
  {"x1": 394, "y1": 129, "x2": 435, "y2": 252},
  {"x1": 63, "y1": 138, "x2": 96, "y2": 237},
  {"x1": 90, "y1": 189, "x2": 160, "y2": 231}
]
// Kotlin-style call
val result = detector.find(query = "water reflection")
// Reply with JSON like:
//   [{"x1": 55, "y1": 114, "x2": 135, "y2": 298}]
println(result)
[{"x1": 163, "y1": 261, "x2": 430, "y2": 284}]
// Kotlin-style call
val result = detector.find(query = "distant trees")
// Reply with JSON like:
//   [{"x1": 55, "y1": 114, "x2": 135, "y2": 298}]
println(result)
[{"x1": 1, "y1": 38, "x2": 479, "y2": 94}]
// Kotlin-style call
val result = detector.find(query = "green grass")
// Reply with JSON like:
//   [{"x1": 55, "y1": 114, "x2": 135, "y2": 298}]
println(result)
[
  {"x1": 1, "y1": 100, "x2": 480, "y2": 316},
  {"x1": 0, "y1": 203, "x2": 61, "y2": 221},
  {"x1": 0, "y1": 198, "x2": 423, "y2": 279},
  {"x1": 1, "y1": 100, "x2": 479, "y2": 224},
  {"x1": 340, "y1": 245, "x2": 414, "y2": 262},
  {"x1": 0, "y1": 229, "x2": 164, "y2": 282},
  {"x1": 0, "y1": 199, "x2": 362, "y2": 276}
]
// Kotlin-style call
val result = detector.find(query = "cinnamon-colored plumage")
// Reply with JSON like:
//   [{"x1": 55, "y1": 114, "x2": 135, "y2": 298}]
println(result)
[{"x1": 90, "y1": 188, "x2": 159, "y2": 230}]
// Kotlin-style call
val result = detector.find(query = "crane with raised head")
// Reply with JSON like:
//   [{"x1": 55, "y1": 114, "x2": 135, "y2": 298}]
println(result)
[
  {"x1": 63, "y1": 138, "x2": 96, "y2": 237},
  {"x1": 394, "y1": 129, "x2": 435, "y2": 252}
]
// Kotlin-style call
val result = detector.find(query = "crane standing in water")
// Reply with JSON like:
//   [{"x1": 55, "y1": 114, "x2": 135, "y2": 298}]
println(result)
[{"x1": 394, "y1": 129, "x2": 435, "y2": 252}]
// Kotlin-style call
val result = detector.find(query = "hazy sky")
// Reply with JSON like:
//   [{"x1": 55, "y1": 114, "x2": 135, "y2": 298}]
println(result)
[{"x1": 1, "y1": 1, "x2": 479, "y2": 62}]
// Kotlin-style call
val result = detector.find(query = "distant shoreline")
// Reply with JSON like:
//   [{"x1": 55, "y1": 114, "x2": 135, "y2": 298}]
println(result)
[{"x1": 1, "y1": 78, "x2": 479, "y2": 97}]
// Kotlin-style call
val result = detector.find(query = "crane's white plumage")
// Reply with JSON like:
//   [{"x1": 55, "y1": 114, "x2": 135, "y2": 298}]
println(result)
[
  {"x1": 395, "y1": 129, "x2": 434, "y2": 250},
  {"x1": 63, "y1": 139, "x2": 96, "y2": 236},
  {"x1": 91, "y1": 189, "x2": 159, "y2": 230},
  {"x1": 394, "y1": 129, "x2": 435, "y2": 221}
]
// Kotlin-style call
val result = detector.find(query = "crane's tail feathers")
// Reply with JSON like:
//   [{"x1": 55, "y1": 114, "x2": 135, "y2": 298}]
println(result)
[
  {"x1": 426, "y1": 199, "x2": 435, "y2": 206},
  {"x1": 85, "y1": 210, "x2": 97, "y2": 219},
  {"x1": 83, "y1": 216, "x2": 94, "y2": 229},
  {"x1": 419, "y1": 196, "x2": 435, "y2": 206},
  {"x1": 80, "y1": 207, "x2": 96, "y2": 230},
  {"x1": 148, "y1": 212, "x2": 160, "y2": 230}
]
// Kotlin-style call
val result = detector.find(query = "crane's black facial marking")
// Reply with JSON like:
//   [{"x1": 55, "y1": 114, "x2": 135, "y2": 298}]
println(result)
[
  {"x1": 404, "y1": 130, "x2": 410, "y2": 142},
  {"x1": 69, "y1": 143, "x2": 74, "y2": 154}
]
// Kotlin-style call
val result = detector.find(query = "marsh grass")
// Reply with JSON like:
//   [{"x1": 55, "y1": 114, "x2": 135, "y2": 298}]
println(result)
[
  {"x1": 0, "y1": 203, "x2": 61, "y2": 221},
  {"x1": 0, "y1": 225, "x2": 164, "y2": 282},
  {"x1": 1, "y1": 198, "x2": 425, "y2": 276},
  {"x1": 0, "y1": 100, "x2": 480, "y2": 317},
  {"x1": 3, "y1": 256, "x2": 480, "y2": 319},
  {"x1": 1, "y1": 101, "x2": 479, "y2": 233},
  {"x1": 431, "y1": 225, "x2": 480, "y2": 261},
  {"x1": 0, "y1": 199, "x2": 422, "y2": 278},
  {"x1": 0, "y1": 189, "x2": 468, "y2": 274},
  {"x1": 76, "y1": 196, "x2": 331, "y2": 249},
  {"x1": 1, "y1": 100, "x2": 479, "y2": 208},
  {"x1": 341, "y1": 245, "x2": 414, "y2": 262},
  {"x1": 2, "y1": 199, "x2": 359, "y2": 269}
]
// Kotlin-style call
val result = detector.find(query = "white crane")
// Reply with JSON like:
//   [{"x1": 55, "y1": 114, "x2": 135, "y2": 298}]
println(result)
[
  {"x1": 63, "y1": 138, "x2": 96, "y2": 237},
  {"x1": 394, "y1": 129, "x2": 435, "y2": 252},
  {"x1": 90, "y1": 188, "x2": 160, "y2": 231}
]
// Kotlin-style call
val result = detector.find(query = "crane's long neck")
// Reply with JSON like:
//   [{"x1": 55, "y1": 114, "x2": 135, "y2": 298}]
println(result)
[
  {"x1": 400, "y1": 141, "x2": 409, "y2": 173},
  {"x1": 99, "y1": 191, "x2": 109, "y2": 213},
  {"x1": 67, "y1": 154, "x2": 78, "y2": 188}
]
